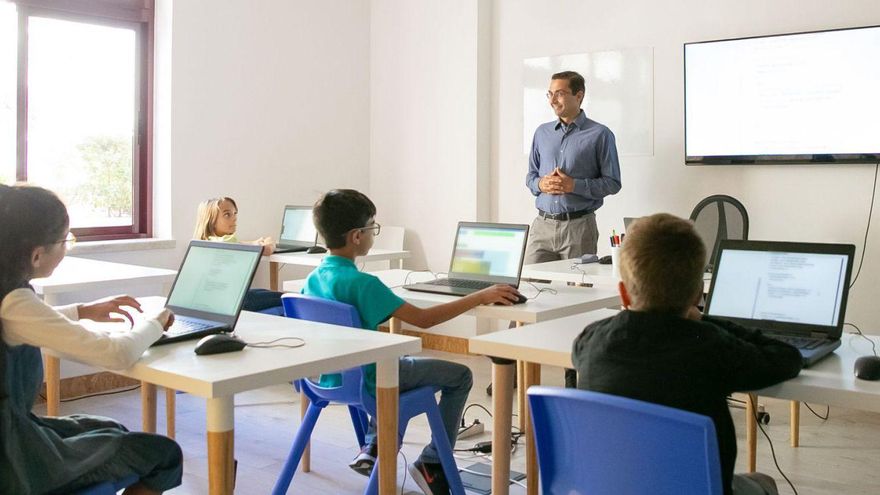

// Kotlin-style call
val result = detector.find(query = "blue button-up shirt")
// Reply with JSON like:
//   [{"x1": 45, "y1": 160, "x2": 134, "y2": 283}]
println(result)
[{"x1": 526, "y1": 110, "x2": 622, "y2": 214}]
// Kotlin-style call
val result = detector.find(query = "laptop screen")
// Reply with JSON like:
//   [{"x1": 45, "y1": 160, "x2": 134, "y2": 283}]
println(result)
[
  {"x1": 448, "y1": 223, "x2": 529, "y2": 283},
  {"x1": 280, "y1": 206, "x2": 318, "y2": 244},
  {"x1": 167, "y1": 243, "x2": 262, "y2": 317},
  {"x1": 705, "y1": 240, "x2": 854, "y2": 335}
]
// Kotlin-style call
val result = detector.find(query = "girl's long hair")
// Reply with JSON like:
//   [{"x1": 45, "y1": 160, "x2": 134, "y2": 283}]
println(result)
[{"x1": 193, "y1": 197, "x2": 236, "y2": 240}]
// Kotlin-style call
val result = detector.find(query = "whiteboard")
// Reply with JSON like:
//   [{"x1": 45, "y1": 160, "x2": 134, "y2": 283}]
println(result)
[{"x1": 523, "y1": 48, "x2": 654, "y2": 156}]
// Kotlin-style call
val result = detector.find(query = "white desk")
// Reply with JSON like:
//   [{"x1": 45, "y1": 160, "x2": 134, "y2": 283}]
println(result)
[
  {"x1": 30, "y1": 257, "x2": 177, "y2": 417},
  {"x1": 115, "y1": 298, "x2": 421, "y2": 495},
  {"x1": 521, "y1": 258, "x2": 618, "y2": 286},
  {"x1": 470, "y1": 311, "x2": 880, "y2": 495},
  {"x1": 268, "y1": 249, "x2": 411, "y2": 291}
]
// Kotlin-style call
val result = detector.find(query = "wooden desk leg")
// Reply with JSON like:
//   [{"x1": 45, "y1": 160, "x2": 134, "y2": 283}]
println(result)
[
  {"x1": 523, "y1": 362, "x2": 541, "y2": 495},
  {"x1": 301, "y1": 391, "x2": 311, "y2": 472},
  {"x1": 376, "y1": 358, "x2": 399, "y2": 495},
  {"x1": 491, "y1": 358, "x2": 515, "y2": 495},
  {"x1": 389, "y1": 317, "x2": 401, "y2": 334},
  {"x1": 790, "y1": 401, "x2": 800, "y2": 447},
  {"x1": 515, "y1": 321, "x2": 526, "y2": 432},
  {"x1": 165, "y1": 388, "x2": 176, "y2": 439},
  {"x1": 207, "y1": 396, "x2": 235, "y2": 495},
  {"x1": 269, "y1": 262, "x2": 280, "y2": 291},
  {"x1": 44, "y1": 355, "x2": 61, "y2": 417},
  {"x1": 142, "y1": 382, "x2": 157, "y2": 433},
  {"x1": 746, "y1": 393, "x2": 757, "y2": 473}
]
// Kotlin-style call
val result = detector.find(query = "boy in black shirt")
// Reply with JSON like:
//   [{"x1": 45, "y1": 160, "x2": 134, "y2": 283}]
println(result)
[{"x1": 572, "y1": 213, "x2": 802, "y2": 495}]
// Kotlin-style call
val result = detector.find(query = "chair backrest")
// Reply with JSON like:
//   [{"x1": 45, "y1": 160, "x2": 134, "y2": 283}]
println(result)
[
  {"x1": 689, "y1": 194, "x2": 749, "y2": 272},
  {"x1": 280, "y1": 293, "x2": 367, "y2": 405},
  {"x1": 528, "y1": 386, "x2": 723, "y2": 495}
]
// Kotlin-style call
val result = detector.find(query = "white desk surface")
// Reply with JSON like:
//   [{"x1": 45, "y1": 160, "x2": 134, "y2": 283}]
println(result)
[
  {"x1": 389, "y1": 274, "x2": 620, "y2": 324},
  {"x1": 31, "y1": 256, "x2": 177, "y2": 296},
  {"x1": 521, "y1": 259, "x2": 618, "y2": 286},
  {"x1": 268, "y1": 248, "x2": 411, "y2": 267},
  {"x1": 113, "y1": 298, "x2": 422, "y2": 398}
]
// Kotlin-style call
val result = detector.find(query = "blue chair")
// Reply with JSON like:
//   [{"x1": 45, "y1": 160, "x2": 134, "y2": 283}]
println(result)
[
  {"x1": 272, "y1": 293, "x2": 464, "y2": 495},
  {"x1": 528, "y1": 386, "x2": 723, "y2": 495},
  {"x1": 70, "y1": 474, "x2": 139, "y2": 495}
]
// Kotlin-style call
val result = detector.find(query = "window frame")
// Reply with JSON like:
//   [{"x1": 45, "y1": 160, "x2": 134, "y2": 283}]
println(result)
[{"x1": 13, "y1": 0, "x2": 154, "y2": 241}]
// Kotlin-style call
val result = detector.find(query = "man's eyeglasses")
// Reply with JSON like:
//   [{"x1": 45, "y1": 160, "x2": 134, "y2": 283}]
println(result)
[
  {"x1": 546, "y1": 89, "x2": 572, "y2": 100},
  {"x1": 54, "y1": 232, "x2": 76, "y2": 248},
  {"x1": 357, "y1": 223, "x2": 381, "y2": 236}
]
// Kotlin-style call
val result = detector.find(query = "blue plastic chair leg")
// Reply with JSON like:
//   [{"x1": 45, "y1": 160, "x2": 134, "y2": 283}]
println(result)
[
  {"x1": 424, "y1": 403, "x2": 465, "y2": 495},
  {"x1": 272, "y1": 403, "x2": 324, "y2": 495}
]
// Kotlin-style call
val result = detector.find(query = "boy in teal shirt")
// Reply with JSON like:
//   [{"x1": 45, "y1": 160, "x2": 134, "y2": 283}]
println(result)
[{"x1": 304, "y1": 189, "x2": 522, "y2": 495}]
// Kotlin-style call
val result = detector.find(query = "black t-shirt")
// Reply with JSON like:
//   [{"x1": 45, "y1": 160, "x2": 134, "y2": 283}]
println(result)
[{"x1": 572, "y1": 310, "x2": 802, "y2": 495}]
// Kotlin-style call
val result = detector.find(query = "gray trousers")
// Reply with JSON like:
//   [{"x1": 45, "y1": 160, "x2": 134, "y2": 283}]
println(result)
[
  {"x1": 524, "y1": 212, "x2": 600, "y2": 387},
  {"x1": 525, "y1": 213, "x2": 600, "y2": 264},
  {"x1": 733, "y1": 472, "x2": 778, "y2": 495}
]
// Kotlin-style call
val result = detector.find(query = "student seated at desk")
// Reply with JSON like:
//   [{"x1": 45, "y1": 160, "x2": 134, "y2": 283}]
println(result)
[
  {"x1": 572, "y1": 213, "x2": 802, "y2": 495},
  {"x1": 193, "y1": 196, "x2": 282, "y2": 312},
  {"x1": 0, "y1": 185, "x2": 181, "y2": 494},
  {"x1": 305, "y1": 189, "x2": 520, "y2": 495}
]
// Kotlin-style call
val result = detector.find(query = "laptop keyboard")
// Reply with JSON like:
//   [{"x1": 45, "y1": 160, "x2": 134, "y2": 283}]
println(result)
[
  {"x1": 773, "y1": 335, "x2": 825, "y2": 350},
  {"x1": 425, "y1": 278, "x2": 495, "y2": 290},
  {"x1": 167, "y1": 319, "x2": 213, "y2": 336}
]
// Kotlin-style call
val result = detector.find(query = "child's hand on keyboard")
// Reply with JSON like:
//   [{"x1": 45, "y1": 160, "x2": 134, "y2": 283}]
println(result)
[{"x1": 147, "y1": 308, "x2": 175, "y2": 331}]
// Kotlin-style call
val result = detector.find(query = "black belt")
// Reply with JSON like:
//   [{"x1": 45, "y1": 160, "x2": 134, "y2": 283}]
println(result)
[{"x1": 538, "y1": 209, "x2": 593, "y2": 221}]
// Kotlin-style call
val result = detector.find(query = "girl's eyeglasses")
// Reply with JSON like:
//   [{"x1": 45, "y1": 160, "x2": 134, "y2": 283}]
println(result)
[{"x1": 55, "y1": 232, "x2": 77, "y2": 248}]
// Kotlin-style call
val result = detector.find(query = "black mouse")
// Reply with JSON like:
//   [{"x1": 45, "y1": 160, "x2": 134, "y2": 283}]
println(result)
[
  {"x1": 194, "y1": 334, "x2": 247, "y2": 355},
  {"x1": 494, "y1": 292, "x2": 528, "y2": 305},
  {"x1": 854, "y1": 355, "x2": 880, "y2": 381},
  {"x1": 598, "y1": 255, "x2": 613, "y2": 265},
  {"x1": 306, "y1": 246, "x2": 327, "y2": 254}
]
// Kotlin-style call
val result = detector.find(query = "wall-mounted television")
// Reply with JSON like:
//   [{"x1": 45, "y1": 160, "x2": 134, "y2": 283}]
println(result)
[{"x1": 685, "y1": 25, "x2": 880, "y2": 165}]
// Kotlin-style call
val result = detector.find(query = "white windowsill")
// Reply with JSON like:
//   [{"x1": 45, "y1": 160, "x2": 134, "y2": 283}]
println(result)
[{"x1": 68, "y1": 238, "x2": 176, "y2": 255}]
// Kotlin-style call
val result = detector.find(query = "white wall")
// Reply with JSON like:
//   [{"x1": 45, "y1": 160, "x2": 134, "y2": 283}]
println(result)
[
  {"x1": 370, "y1": 0, "x2": 492, "y2": 271},
  {"x1": 493, "y1": 0, "x2": 880, "y2": 330},
  {"x1": 80, "y1": 0, "x2": 371, "y2": 286}
]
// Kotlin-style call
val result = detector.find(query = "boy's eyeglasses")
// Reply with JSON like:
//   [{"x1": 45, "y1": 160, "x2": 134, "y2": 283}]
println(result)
[
  {"x1": 54, "y1": 232, "x2": 77, "y2": 248},
  {"x1": 357, "y1": 223, "x2": 381, "y2": 236}
]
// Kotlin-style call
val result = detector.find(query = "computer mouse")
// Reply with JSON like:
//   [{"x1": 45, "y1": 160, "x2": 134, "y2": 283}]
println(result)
[
  {"x1": 854, "y1": 355, "x2": 880, "y2": 381},
  {"x1": 194, "y1": 334, "x2": 247, "y2": 355},
  {"x1": 306, "y1": 246, "x2": 327, "y2": 254},
  {"x1": 494, "y1": 292, "x2": 528, "y2": 305},
  {"x1": 598, "y1": 255, "x2": 613, "y2": 265}
]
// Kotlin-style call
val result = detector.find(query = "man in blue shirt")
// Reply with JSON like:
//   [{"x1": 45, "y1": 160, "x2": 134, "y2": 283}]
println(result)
[{"x1": 526, "y1": 70, "x2": 622, "y2": 387}]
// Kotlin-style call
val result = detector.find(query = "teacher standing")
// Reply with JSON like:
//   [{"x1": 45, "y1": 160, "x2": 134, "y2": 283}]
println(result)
[
  {"x1": 526, "y1": 70, "x2": 621, "y2": 263},
  {"x1": 526, "y1": 71, "x2": 622, "y2": 388}
]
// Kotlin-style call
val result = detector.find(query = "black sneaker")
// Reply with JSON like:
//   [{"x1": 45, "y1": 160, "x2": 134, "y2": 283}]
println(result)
[
  {"x1": 408, "y1": 460, "x2": 450, "y2": 495},
  {"x1": 348, "y1": 443, "x2": 377, "y2": 477}
]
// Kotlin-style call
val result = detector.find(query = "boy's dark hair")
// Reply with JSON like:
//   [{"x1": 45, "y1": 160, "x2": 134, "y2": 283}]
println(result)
[
  {"x1": 313, "y1": 189, "x2": 377, "y2": 249},
  {"x1": 551, "y1": 70, "x2": 586, "y2": 96},
  {"x1": 0, "y1": 184, "x2": 69, "y2": 298}
]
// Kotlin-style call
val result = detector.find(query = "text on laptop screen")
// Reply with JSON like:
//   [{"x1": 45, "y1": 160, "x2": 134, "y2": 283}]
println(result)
[
  {"x1": 281, "y1": 208, "x2": 317, "y2": 243},
  {"x1": 450, "y1": 226, "x2": 527, "y2": 277},
  {"x1": 707, "y1": 249, "x2": 847, "y2": 326},
  {"x1": 167, "y1": 245, "x2": 258, "y2": 316}
]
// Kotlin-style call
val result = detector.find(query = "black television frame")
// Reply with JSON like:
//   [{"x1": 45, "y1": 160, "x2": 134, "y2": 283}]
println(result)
[{"x1": 684, "y1": 25, "x2": 880, "y2": 166}]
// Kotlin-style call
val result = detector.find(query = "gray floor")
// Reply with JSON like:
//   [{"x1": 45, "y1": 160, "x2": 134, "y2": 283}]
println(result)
[{"x1": 41, "y1": 350, "x2": 880, "y2": 494}]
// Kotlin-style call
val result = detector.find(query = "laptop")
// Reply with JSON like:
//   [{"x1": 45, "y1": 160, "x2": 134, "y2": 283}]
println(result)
[
  {"x1": 403, "y1": 222, "x2": 529, "y2": 296},
  {"x1": 274, "y1": 205, "x2": 319, "y2": 253},
  {"x1": 152, "y1": 241, "x2": 263, "y2": 346},
  {"x1": 704, "y1": 239, "x2": 855, "y2": 367}
]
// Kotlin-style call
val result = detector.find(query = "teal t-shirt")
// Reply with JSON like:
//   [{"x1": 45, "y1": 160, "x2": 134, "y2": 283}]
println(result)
[{"x1": 302, "y1": 255, "x2": 406, "y2": 391}]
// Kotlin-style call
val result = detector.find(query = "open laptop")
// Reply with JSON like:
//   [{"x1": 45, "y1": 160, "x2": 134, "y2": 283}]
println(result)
[
  {"x1": 274, "y1": 205, "x2": 319, "y2": 253},
  {"x1": 704, "y1": 239, "x2": 855, "y2": 367},
  {"x1": 152, "y1": 241, "x2": 263, "y2": 346},
  {"x1": 403, "y1": 222, "x2": 529, "y2": 296}
]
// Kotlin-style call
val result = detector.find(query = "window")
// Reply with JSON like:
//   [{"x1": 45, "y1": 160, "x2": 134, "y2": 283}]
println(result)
[{"x1": 2, "y1": 0, "x2": 153, "y2": 240}]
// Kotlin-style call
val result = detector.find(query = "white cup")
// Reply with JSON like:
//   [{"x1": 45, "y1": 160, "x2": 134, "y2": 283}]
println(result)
[{"x1": 610, "y1": 246, "x2": 621, "y2": 279}]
